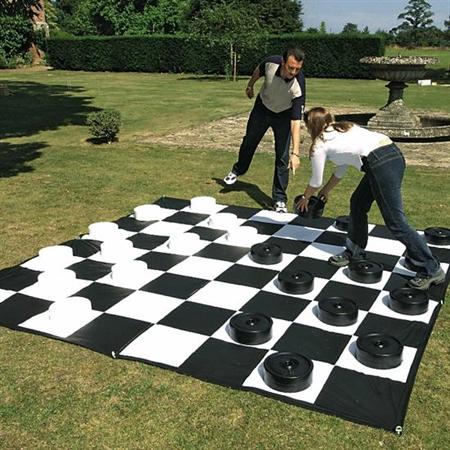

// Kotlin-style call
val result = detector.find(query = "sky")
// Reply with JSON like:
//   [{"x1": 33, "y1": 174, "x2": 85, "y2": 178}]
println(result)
[{"x1": 302, "y1": 0, "x2": 449, "y2": 33}]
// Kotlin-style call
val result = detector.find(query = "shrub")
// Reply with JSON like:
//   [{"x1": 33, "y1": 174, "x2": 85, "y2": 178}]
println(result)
[
  {"x1": 86, "y1": 109, "x2": 121, "y2": 144},
  {"x1": 0, "y1": 14, "x2": 33, "y2": 58}
]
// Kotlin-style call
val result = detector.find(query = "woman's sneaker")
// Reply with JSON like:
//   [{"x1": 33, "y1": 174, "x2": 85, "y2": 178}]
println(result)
[
  {"x1": 275, "y1": 201, "x2": 287, "y2": 213},
  {"x1": 223, "y1": 171, "x2": 238, "y2": 185},
  {"x1": 407, "y1": 268, "x2": 445, "y2": 290}
]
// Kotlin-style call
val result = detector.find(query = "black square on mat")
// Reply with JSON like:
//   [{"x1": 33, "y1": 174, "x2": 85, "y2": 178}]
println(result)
[
  {"x1": 241, "y1": 291, "x2": 309, "y2": 321},
  {"x1": 315, "y1": 281, "x2": 380, "y2": 311},
  {"x1": 73, "y1": 283, "x2": 134, "y2": 311},
  {"x1": 314, "y1": 231, "x2": 347, "y2": 247},
  {"x1": 188, "y1": 226, "x2": 227, "y2": 242},
  {"x1": 285, "y1": 256, "x2": 339, "y2": 279},
  {"x1": 67, "y1": 259, "x2": 113, "y2": 281},
  {"x1": 128, "y1": 233, "x2": 168, "y2": 250},
  {"x1": 383, "y1": 272, "x2": 411, "y2": 292},
  {"x1": 315, "y1": 367, "x2": 405, "y2": 432},
  {"x1": 195, "y1": 243, "x2": 249, "y2": 262},
  {"x1": 163, "y1": 211, "x2": 209, "y2": 226},
  {"x1": 356, "y1": 312, "x2": 430, "y2": 348},
  {"x1": 273, "y1": 323, "x2": 351, "y2": 364},
  {"x1": 60, "y1": 239, "x2": 101, "y2": 258},
  {"x1": 154, "y1": 197, "x2": 190, "y2": 210},
  {"x1": 0, "y1": 294, "x2": 52, "y2": 328},
  {"x1": 141, "y1": 273, "x2": 208, "y2": 299},
  {"x1": 220, "y1": 205, "x2": 260, "y2": 219},
  {"x1": 115, "y1": 216, "x2": 155, "y2": 232},
  {"x1": 137, "y1": 251, "x2": 187, "y2": 271},
  {"x1": 369, "y1": 225, "x2": 395, "y2": 240},
  {"x1": 216, "y1": 264, "x2": 278, "y2": 289},
  {"x1": 158, "y1": 301, "x2": 234, "y2": 335},
  {"x1": 241, "y1": 220, "x2": 284, "y2": 235},
  {"x1": 0, "y1": 266, "x2": 40, "y2": 291},
  {"x1": 288, "y1": 215, "x2": 335, "y2": 229},
  {"x1": 67, "y1": 313, "x2": 152, "y2": 356},
  {"x1": 262, "y1": 237, "x2": 310, "y2": 255},
  {"x1": 180, "y1": 338, "x2": 267, "y2": 386},
  {"x1": 429, "y1": 246, "x2": 450, "y2": 264},
  {"x1": 364, "y1": 251, "x2": 400, "y2": 272}
]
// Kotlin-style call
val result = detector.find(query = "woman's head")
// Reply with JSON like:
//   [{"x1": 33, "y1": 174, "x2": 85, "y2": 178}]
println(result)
[{"x1": 305, "y1": 107, "x2": 354, "y2": 155}]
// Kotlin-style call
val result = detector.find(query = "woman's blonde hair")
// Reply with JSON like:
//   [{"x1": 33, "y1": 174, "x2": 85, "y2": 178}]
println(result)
[{"x1": 305, "y1": 107, "x2": 354, "y2": 156}]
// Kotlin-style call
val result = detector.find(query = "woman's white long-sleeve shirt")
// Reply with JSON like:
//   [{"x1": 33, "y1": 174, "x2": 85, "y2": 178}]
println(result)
[{"x1": 309, "y1": 125, "x2": 392, "y2": 188}]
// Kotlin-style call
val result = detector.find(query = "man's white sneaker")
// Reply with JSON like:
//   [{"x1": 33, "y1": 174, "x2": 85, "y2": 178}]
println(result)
[
  {"x1": 223, "y1": 171, "x2": 237, "y2": 185},
  {"x1": 275, "y1": 201, "x2": 287, "y2": 213}
]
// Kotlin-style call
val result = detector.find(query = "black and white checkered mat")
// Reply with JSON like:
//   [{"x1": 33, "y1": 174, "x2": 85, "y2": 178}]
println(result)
[{"x1": 1, "y1": 197, "x2": 448, "y2": 433}]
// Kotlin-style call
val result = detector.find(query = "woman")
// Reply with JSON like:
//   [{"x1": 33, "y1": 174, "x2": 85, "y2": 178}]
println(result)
[{"x1": 296, "y1": 107, "x2": 444, "y2": 290}]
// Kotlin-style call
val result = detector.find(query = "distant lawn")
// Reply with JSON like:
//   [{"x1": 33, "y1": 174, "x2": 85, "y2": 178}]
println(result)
[{"x1": 0, "y1": 68, "x2": 449, "y2": 449}]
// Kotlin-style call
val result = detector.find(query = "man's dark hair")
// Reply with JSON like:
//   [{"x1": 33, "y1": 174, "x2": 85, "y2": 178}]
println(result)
[{"x1": 283, "y1": 47, "x2": 305, "y2": 62}]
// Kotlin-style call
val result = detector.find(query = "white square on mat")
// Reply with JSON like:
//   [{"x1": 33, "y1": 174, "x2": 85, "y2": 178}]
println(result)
[
  {"x1": 168, "y1": 256, "x2": 233, "y2": 280},
  {"x1": 106, "y1": 291, "x2": 184, "y2": 323},
  {"x1": 20, "y1": 278, "x2": 92, "y2": 302},
  {"x1": 273, "y1": 225, "x2": 325, "y2": 242},
  {"x1": 335, "y1": 335, "x2": 417, "y2": 383},
  {"x1": 140, "y1": 221, "x2": 193, "y2": 237},
  {"x1": 368, "y1": 291, "x2": 439, "y2": 324},
  {"x1": 97, "y1": 268, "x2": 164, "y2": 290},
  {"x1": 249, "y1": 210, "x2": 297, "y2": 225},
  {"x1": 294, "y1": 301, "x2": 369, "y2": 335},
  {"x1": 212, "y1": 314, "x2": 292, "y2": 350},
  {"x1": 119, "y1": 324, "x2": 209, "y2": 367},
  {"x1": 188, "y1": 281, "x2": 259, "y2": 310},
  {"x1": 21, "y1": 254, "x2": 83, "y2": 272},
  {"x1": 299, "y1": 242, "x2": 345, "y2": 261},
  {"x1": 365, "y1": 236, "x2": 406, "y2": 256},
  {"x1": 243, "y1": 351, "x2": 334, "y2": 404},
  {"x1": 0, "y1": 288, "x2": 15, "y2": 303},
  {"x1": 19, "y1": 308, "x2": 102, "y2": 339}
]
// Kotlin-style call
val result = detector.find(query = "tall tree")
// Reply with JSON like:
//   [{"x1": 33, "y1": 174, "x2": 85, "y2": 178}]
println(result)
[
  {"x1": 0, "y1": 0, "x2": 42, "y2": 18},
  {"x1": 341, "y1": 23, "x2": 358, "y2": 34}
]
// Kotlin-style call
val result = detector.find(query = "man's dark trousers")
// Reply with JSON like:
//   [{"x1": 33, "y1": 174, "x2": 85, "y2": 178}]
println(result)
[{"x1": 232, "y1": 97, "x2": 291, "y2": 203}]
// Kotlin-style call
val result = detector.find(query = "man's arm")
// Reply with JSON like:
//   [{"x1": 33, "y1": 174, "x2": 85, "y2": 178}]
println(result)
[
  {"x1": 245, "y1": 66, "x2": 261, "y2": 99},
  {"x1": 288, "y1": 119, "x2": 301, "y2": 174}
]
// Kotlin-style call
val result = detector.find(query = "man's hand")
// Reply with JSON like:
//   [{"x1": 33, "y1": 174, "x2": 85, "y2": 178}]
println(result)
[
  {"x1": 288, "y1": 154, "x2": 300, "y2": 175},
  {"x1": 245, "y1": 85, "x2": 254, "y2": 99},
  {"x1": 295, "y1": 195, "x2": 309, "y2": 212}
]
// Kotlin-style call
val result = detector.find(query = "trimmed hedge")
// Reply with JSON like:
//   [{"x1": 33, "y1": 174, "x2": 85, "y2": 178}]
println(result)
[{"x1": 47, "y1": 33, "x2": 384, "y2": 79}]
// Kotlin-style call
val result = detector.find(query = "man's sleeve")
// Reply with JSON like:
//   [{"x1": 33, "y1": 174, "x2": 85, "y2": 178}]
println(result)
[
  {"x1": 291, "y1": 72, "x2": 306, "y2": 120},
  {"x1": 258, "y1": 55, "x2": 282, "y2": 77}
]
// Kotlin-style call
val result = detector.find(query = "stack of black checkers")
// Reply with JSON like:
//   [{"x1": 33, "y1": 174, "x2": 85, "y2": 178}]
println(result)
[
  {"x1": 249, "y1": 243, "x2": 282, "y2": 265},
  {"x1": 424, "y1": 227, "x2": 450, "y2": 246},
  {"x1": 229, "y1": 312, "x2": 273, "y2": 345},
  {"x1": 278, "y1": 269, "x2": 314, "y2": 294},
  {"x1": 347, "y1": 260, "x2": 383, "y2": 284},
  {"x1": 293, "y1": 194, "x2": 327, "y2": 219},
  {"x1": 334, "y1": 215, "x2": 349, "y2": 232},
  {"x1": 317, "y1": 297, "x2": 358, "y2": 326},
  {"x1": 355, "y1": 333, "x2": 403, "y2": 370},
  {"x1": 388, "y1": 287, "x2": 429, "y2": 315}
]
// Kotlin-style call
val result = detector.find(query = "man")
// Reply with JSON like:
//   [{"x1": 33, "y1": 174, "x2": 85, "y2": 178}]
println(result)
[{"x1": 223, "y1": 47, "x2": 306, "y2": 213}]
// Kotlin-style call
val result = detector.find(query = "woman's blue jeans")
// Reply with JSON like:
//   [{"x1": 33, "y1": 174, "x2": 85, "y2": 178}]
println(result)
[{"x1": 346, "y1": 143, "x2": 439, "y2": 277}]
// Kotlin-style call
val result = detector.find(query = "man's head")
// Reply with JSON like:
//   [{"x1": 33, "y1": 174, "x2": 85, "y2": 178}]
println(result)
[{"x1": 281, "y1": 47, "x2": 304, "y2": 80}]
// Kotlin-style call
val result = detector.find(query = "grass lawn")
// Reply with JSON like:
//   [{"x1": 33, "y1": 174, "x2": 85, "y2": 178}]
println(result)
[{"x1": 0, "y1": 68, "x2": 449, "y2": 449}]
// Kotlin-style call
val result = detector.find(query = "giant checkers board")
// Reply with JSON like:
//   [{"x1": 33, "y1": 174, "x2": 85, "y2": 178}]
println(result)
[{"x1": 0, "y1": 196, "x2": 449, "y2": 433}]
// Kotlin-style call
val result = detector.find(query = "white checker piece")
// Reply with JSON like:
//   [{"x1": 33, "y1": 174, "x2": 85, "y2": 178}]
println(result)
[
  {"x1": 299, "y1": 242, "x2": 345, "y2": 261},
  {"x1": 331, "y1": 267, "x2": 391, "y2": 291},
  {"x1": 182, "y1": 204, "x2": 227, "y2": 215},
  {"x1": 19, "y1": 307, "x2": 102, "y2": 339},
  {"x1": 119, "y1": 324, "x2": 209, "y2": 368},
  {"x1": 213, "y1": 232, "x2": 269, "y2": 247},
  {"x1": 188, "y1": 281, "x2": 259, "y2": 310},
  {"x1": 335, "y1": 336, "x2": 417, "y2": 383},
  {"x1": 294, "y1": 301, "x2": 369, "y2": 335},
  {"x1": 243, "y1": 351, "x2": 335, "y2": 404},
  {"x1": 106, "y1": 291, "x2": 184, "y2": 324},
  {"x1": 195, "y1": 216, "x2": 247, "y2": 230},
  {"x1": 97, "y1": 269, "x2": 164, "y2": 290},
  {"x1": 369, "y1": 291, "x2": 439, "y2": 323},
  {"x1": 168, "y1": 256, "x2": 234, "y2": 280},
  {"x1": 152, "y1": 238, "x2": 210, "y2": 256},
  {"x1": 236, "y1": 252, "x2": 298, "y2": 271},
  {"x1": 263, "y1": 275, "x2": 330, "y2": 301},
  {"x1": 0, "y1": 288, "x2": 15, "y2": 303},
  {"x1": 212, "y1": 314, "x2": 292, "y2": 350},
  {"x1": 365, "y1": 236, "x2": 406, "y2": 256},
  {"x1": 273, "y1": 224, "x2": 325, "y2": 242}
]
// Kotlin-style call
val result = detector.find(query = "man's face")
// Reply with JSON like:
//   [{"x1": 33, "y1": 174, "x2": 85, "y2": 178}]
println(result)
[{"x1": 282, "y1": 55, "x2": 303, "y2": 80}]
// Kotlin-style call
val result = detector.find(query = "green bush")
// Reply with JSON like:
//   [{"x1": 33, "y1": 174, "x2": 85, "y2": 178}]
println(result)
[
  {"x1": 47, "y1": 33, "x2": 384, "y2": 79},
  {"x1": 0, "y1": 14, "x2": 33, "y2": 58},
  {"x1": 86, "y1": 109, "x2": 121, "y2": 144}
]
